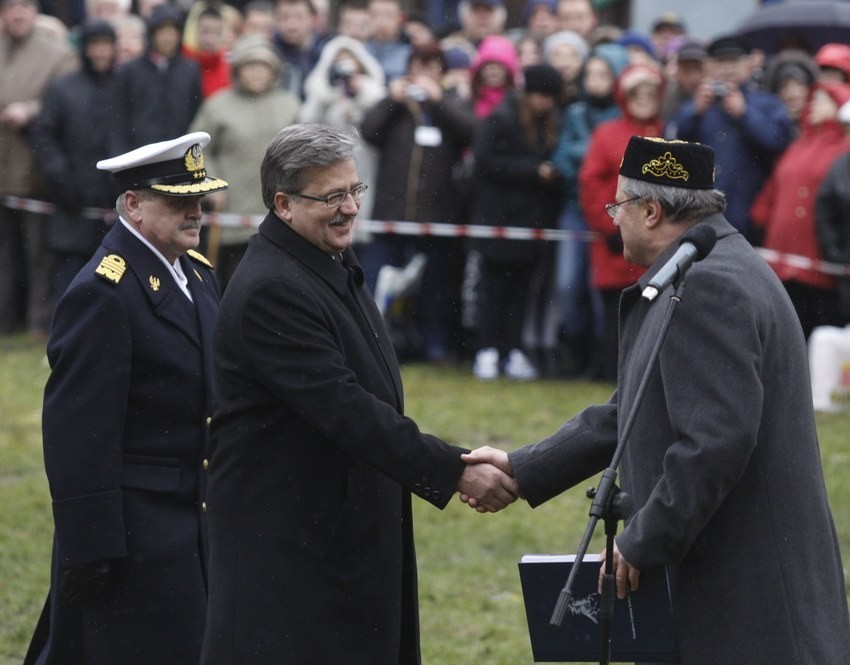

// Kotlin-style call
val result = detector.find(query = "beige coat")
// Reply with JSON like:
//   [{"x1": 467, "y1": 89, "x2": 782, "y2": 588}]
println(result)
[{"x1": 0, "y1": 27, "x2": 78, "y2": 196}]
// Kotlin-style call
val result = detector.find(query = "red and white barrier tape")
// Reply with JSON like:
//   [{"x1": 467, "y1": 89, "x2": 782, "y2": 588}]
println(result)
[
  {"x1": 5, "y1": 195, "x2": 850, "y2": 277},
  {"x1": 3, "y1": 195, "x2": 118, "y2": 222}
]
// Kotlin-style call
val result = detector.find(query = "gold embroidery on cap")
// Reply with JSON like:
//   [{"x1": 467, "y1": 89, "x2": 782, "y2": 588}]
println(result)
[
  {"x1": 644, "y1": 137, "x2": 688, "y2": 145},
  {"x1": 185, "y1": 143, "x2": 205, "y2": 172},
  {"x1": 642, "y1": 151, "x2": 689, "y2": 182},
  {"x1": 95, "y1": 254, "x2": 126, "y2": 284},
  {"x1": 150, "y1": 177, "x2": 228, "y2": 195},
  {"x1": 149, "y1": 276, "x2": 161, "y2": 292}
]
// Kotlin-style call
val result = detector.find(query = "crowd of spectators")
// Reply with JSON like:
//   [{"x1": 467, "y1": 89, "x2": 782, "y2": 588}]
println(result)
[{"x1": 4, "y1": 0, "x2": 850, "y2": 381}]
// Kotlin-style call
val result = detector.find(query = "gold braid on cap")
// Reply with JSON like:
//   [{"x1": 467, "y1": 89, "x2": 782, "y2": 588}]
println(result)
[
  {"x1": 642, "y1": 151, "x2": 689, "y2": 182},
  {"x1": 185, "y1": 144, "x2": 207, "y2": 181}
]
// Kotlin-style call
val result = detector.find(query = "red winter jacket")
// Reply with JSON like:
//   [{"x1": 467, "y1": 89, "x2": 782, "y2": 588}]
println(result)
[
  {"x1": 183, "y1": 46, "x2": 231, "y2": 99},
  {"x1": 579, "y1": 114, "x2": 661, "y2": 289},
  {"x1": 751, "y1": 90, "x2": 850, "y2": 289}
]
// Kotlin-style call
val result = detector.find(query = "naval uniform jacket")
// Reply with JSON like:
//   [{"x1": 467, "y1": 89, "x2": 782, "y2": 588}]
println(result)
[
  {"x1": 509, "y1": 214, "x2": 850, "y2": 664},
  {"x1": 202, "y1": 214, "x2": 467, "y2": 665},
  {"x1": 29, "y1": 220, "x2": 219, "y2": 665}
]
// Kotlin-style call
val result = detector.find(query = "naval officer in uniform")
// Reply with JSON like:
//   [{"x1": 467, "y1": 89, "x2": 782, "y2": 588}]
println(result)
[{"x1": 25, "y1": 132, "x2": 228, "y2": 665}]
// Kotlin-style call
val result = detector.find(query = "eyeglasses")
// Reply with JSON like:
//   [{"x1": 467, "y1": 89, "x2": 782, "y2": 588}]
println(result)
[
  {"x1": 292, "y1": 183, "x2": 368, "y2": 208},
  {"x1": 605, "y1": 196, "x2": 643, "y2": 219}
]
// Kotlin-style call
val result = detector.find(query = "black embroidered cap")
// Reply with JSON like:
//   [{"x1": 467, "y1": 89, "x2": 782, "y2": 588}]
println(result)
[{"x1": 619, "y1": 136, "x2": 715, "y2": 190}]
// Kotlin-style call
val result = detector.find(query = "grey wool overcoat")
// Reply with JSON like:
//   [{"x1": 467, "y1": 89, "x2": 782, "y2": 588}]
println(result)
[{"x1": 510, "y1": 214, "x2": 850, "y2": 664}]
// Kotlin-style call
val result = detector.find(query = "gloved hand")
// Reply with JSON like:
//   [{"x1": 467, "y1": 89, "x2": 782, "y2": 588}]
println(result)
[
  {"x1": 60, "y1": 560, "x2": 113, "y2": 608},
  {"x1": 606, "y1": 233, "x2": 624, "y2": 255}
]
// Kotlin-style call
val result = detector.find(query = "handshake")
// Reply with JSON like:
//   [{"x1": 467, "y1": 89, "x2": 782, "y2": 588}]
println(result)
[{"x1": 456, "y1": 446, "x2": 521, "y2": 513}]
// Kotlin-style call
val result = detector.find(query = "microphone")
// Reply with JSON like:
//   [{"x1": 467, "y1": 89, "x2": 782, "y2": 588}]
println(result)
[{"x1": 642, "y1": 224, "x2": 717, "y2": 301}]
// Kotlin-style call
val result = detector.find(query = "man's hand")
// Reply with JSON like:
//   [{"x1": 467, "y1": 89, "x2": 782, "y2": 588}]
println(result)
[
  {"x1": 599, "y1": 542, "x2": 640, "y2": 599},
  {"x1": 457, "y1": 446, "x2": 522, "y2": 512},
  {"x1": 61, "y1": 560, "x2": 114, "y2": 608},
  {"x1": 457, "y1": 461, "x2": 518, "y2": 513},
  {"x1": 719, "y1": 82, "x2": 746, "y2": 119},
  {"x1": 461, "y1": 445, "x2": 513, "y2": 475}
]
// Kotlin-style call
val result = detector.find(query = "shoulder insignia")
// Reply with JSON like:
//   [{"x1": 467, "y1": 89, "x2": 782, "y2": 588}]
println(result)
[
  {"x1": 187, "y1": 249, "x2": 214, "y2": 269},
  {"x1": 95, "y1": 254, "x2": 126, "y2": 284}
]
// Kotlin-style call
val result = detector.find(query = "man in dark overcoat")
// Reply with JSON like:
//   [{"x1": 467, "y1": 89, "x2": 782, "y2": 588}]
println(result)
[
  {"x1": 111, "y1": 4, "x2": 202, "y2": 153},
  {"x1": 25, "y1": 132, "x2": 229, "y2": 665},
  {"x1": 201, "y1": 123, "x2": 518, "y2": 665},
  {"x1": 464, "y1": 136, "x2": 850, "y2": 663}
]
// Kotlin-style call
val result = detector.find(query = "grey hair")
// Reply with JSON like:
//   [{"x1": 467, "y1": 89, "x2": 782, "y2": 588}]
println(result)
[
  {"x1": 621, "y1": 177, "x2": 726, "y2": 223},
  {"x1": 115, "y1": 188, "x2": 156, "y2": 217},
  {"x1": 260, "y1": 123, "x2": 359, "y2": 209}
]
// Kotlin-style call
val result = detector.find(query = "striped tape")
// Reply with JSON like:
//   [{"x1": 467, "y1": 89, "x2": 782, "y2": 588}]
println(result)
[{"x1": 4, "y1": 195, "x2": 850, "y2": 277}]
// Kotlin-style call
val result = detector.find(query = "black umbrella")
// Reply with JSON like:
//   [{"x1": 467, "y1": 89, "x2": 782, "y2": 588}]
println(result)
[{"x1": 737, "y1": 0, "x2": 850, "y2": 54}]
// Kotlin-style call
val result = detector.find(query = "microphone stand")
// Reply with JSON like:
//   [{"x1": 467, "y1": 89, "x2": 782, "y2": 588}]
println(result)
[{"x1": 549, "y1": 276, "x2": 689, "y2": 665}]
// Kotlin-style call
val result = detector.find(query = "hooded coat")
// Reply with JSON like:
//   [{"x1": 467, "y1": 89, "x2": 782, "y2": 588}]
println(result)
[
  {"x1": 470, "y1": 34, "x2": 519, "y2": 119},
  {"x1": 579, "y1": 64, "x2": 663, "y2": 290},
  {"x1": 112, "y1": 8, "x2": 202, "y2": 153},
  {"x1": 750, "y1": 81, "x2": 850, "y2": 291},
  {"x1": 299, "y1": 35, "x2": 386, "y2": 220},
  {"x1": 31, "y1": 22, "x2": 119, "y2": 256}
]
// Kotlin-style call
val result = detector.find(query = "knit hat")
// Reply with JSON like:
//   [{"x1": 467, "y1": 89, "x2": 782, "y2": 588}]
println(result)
[
  {"x1": 589, "y1": 42, "x2": 629, "y2": 79},
  {"x1": 444, "y1": 46, "x2": 472, "y2": 70},
  {"x1": 229, "y1": 34, "x2": 283, "y2": 75},
  {"x1": 815, "y1": 43, "x2": 850, "y2": 82},
  {"x1": 80, "y1": 18, "x2": 116, "y2": 43},
  {"x1": 147, "y1": 3, "x2": 184, "y2": 32},
  {"x1": 523, "y1": 63, "x2": 563, "y2": 97},
  {"x1": 524, "y1": 0, "x2": 557, "y2": 20},
  {"x1": 543, "y1": 29, "x2": 589, "y2": 63},
  {"x1": 618, "y1": 29, "x2": 655, "y2": 58},
  {"x1": 619, "y1": 136, "x2": 715, "y2": 190},
  {"x1": 617, "y1": 63, "x2": 664, "y2": 97}
]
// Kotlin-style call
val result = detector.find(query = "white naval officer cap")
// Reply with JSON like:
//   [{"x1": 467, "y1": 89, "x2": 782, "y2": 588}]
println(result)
[{"x1": 97, "y1": 132, "x2": 229, "y2": 197}]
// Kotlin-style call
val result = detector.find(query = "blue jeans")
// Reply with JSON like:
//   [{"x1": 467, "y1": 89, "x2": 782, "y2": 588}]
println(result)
[{"x1": 555, "y1": 205, "x2": 602, "y2": 338}]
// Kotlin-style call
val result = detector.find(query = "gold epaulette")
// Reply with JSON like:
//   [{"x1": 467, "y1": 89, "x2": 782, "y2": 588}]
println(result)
[
  {"x1": 94, "y1": 254, "x2": 126, "y2": 285},
  {"x1": 187, "y1": 249, "x2": 214, "y2": 269}
]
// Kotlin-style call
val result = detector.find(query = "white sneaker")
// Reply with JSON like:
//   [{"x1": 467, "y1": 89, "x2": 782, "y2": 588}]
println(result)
[
  {"x1": 473, "y1": 347, "x2": 500, "y2": 380},
  {"x1": 504, "y1": 349, "x2": 538, "y2": 381}
]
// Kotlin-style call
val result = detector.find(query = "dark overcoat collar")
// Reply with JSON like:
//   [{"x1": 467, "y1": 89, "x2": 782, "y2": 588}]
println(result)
[{"x1": 257, "y1": 212, "x2": 365, "y2": 295}]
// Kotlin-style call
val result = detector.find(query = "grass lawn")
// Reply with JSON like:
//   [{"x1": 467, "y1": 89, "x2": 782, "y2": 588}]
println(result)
[{"x1": 2, "y1": 335, "x2": 848, "y2": 665}]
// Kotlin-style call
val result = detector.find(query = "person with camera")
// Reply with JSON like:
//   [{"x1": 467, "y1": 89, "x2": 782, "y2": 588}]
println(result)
[
  {"x1": 360, "y1": 43, "x2": 476, "y2": 363},
  {"x1": 665, "y1": 34, "x2": 794, "y2": 245},
  {"x1": 299, "y1": 35, "x2": 387, "y2": 222}
]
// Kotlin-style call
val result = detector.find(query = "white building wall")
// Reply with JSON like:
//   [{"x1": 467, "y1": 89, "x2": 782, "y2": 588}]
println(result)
[{"x1": 630, "y1": 0, "x2": 763, "y2": 41}]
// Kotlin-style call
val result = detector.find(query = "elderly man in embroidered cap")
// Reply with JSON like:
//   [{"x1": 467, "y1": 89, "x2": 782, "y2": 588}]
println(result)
[
  {"x1": 24, "y1": 133, "x2": 228, "y2": 665},
  {"x1": 463, "y1": 137, "x2": 850, "y2": 664}
]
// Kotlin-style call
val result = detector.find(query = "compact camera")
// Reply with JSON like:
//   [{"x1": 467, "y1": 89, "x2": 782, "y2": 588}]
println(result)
[
  {"x1": 712, "y1": 82, "x2": 727, "y2": 100},
  {"x1": 406, "y1": 84, "x2": 428, "y2": 102},
  {"x1": 330, "y1": 59, "x2": 358, "y2": 85}
]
